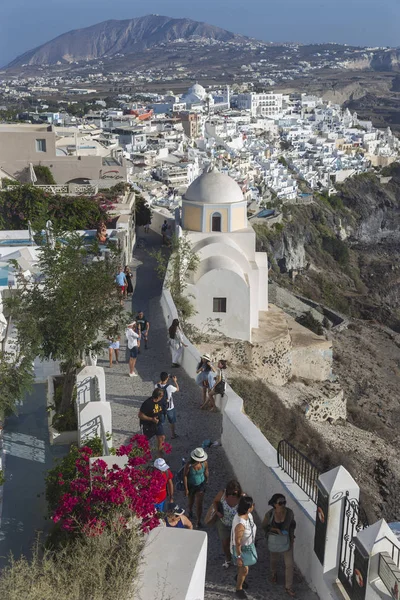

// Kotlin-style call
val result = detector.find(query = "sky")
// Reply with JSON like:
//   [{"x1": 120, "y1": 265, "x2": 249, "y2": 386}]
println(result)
[{"x1": 0, "y1": 0, "x2": 399, "y2": 67}]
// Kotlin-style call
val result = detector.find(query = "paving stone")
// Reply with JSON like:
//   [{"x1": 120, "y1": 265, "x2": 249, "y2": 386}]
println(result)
[{"x1": 101, "y1": 230, "x2": 319, "y2": 600}]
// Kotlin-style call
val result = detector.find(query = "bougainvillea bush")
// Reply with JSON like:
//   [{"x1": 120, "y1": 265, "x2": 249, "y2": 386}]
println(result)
[{"x1": 52, "y1": 434, "x2": 168, "y2": 535}]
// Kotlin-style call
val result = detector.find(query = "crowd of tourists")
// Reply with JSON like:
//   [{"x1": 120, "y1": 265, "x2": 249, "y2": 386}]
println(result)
[{"x1": 114, "y1": 266, "x2": 297, "y2": 599}]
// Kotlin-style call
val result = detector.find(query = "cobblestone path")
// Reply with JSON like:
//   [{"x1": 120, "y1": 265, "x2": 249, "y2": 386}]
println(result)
[{"x1": 99, "y1": 229, "x2": 319, "y2": 600}]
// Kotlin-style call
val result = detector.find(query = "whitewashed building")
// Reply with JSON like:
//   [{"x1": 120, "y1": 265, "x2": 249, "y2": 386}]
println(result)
[{"x1": 181, "y1": 167, "x2": 268, "y2": 341}]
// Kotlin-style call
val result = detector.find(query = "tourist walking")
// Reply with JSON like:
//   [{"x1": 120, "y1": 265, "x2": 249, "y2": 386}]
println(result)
[
  {"x1": 168, "y1": 318, "x2": 187, "y2": 367},
  {"x1": 138, "y1": 389, "x2": 165, "y2": 457},
  {"x1": 125, "y1": 321, "x2": 140, "y2": 377},
  {"x1": 164, "y1": 504, "x2": 193, "y2": 529},
  {"x1": 209, "y1": 479, "x2": 243, "y2": 568},
  {"x1": 196, "y1": 354, "x2": 215, "y2": 407},
  {"x1": 231, "y1": 496, "x2": 257, "y2": 599},
  {"x1": 202, "y1": 358, "x2": 227, "y2": 411},
  {"x1": 155, "y1": 372, "x2": 180, "y2": 439},
  {"x1": 115, "y1": 267, "x2": 128, "y2": 304},
  {"x1": 262, "y1": 493, "x2": 296, "y2": 597},
  {"x1": 136, "y1": 310, "x2": 150, "y2": 350},
  {"x1": 161, "y1": 219, "x2": 168, "y2": 245},
  {"x1": 153, "y1": 458, "x2": 174, "y2": 512},
  {"x1": 124, "y1": 265, "x2": 133, "y2": 297},
  {"x1": 107, "y1": 334, "x2": 120, "y2": 367},
  {"x1": 183, "y1": 447, "x2": 209, "y2": 529}
]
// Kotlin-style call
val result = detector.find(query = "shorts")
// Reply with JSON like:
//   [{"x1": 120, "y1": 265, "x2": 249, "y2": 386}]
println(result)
[
  {"x1": 109, "y1": 341, "x2": 120, "y2": 350},
  {"x1": 216, "y1": 519, "x2": 232, "y2": 541},
  {"x1": 188, "y1": 481, "x2": 206, "y2": 496},
  {"x1": 129, "y1": 346, "x2": 138, "y2": 358},
  {"x1": 166, "y1": 408, "x2": 176, "y2": 424},
  {"x1": 142, "y1": 421, "x2": 164, "y2": 439},
  {"x1": 119, "y1": 285, "x2": 126, "y2": 293}
]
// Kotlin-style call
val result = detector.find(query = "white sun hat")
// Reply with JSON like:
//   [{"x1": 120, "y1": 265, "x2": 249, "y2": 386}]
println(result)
[{"x1": 190, "y1": 447, "x2": 208, "y2": 462}]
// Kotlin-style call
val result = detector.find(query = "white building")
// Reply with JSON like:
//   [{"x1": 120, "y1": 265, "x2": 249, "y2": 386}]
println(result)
[
  {"x1": 236, "y1": 92, "x2": 283, "y2": 118},
  {"x1": 181, "y1": 167, "x2": 268, "y2": 341}
]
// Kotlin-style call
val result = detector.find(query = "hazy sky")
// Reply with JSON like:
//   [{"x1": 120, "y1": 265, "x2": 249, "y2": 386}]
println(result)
[{"x1": 0, "y1": 0, "x2": 399, "y2": 67}]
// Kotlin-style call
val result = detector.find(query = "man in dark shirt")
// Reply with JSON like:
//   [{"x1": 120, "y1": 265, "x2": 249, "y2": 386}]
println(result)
[
  {"x1": 136, "y1": 310, "x2": 150, "y2": 350},
  {"x1": 139, "y1": 388, "x2": 165, "y2": 456}
]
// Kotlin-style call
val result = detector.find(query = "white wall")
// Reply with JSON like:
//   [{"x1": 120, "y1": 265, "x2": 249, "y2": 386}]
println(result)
[
  {"x1": 187, "y1": 268, "x2": 251, "y2": 341},
  {"x1": 149, "y1": 209, "x2": 175, "y2": 236},
  {"x1": 136, "y1": 528, "x2": 207, "y2": 600}
]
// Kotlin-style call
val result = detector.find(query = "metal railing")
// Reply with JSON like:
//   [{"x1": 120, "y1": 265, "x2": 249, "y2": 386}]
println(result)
[{"x1": 277, "y1": 439, "x2": 321, "y2": 503}]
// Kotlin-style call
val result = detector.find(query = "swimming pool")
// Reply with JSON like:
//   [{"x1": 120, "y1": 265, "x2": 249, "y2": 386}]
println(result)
[
  {"x1": 0, "y1": 239, "x2": 33, "y2": 246},
  {"x1": 0, "y1": 265, "x2": 9, "y2": 286}
]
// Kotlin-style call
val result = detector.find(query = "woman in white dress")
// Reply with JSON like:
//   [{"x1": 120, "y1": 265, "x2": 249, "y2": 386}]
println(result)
[{"x1": 168, "y1": 319, "x2": 187, "y2": 367}]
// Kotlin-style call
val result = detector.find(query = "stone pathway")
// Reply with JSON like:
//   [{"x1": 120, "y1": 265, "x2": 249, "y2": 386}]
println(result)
[{"x1": 99, "y1": 229, "x2": 319, "y2": 600}]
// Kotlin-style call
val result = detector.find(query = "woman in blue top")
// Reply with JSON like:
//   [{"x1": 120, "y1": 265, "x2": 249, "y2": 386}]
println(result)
[
  {"x1": 164, "y1": 504, "x2": 193, "y2": 529},
  {"x1": 183, "y1": 447, "x2": 209, "y2": 529}
]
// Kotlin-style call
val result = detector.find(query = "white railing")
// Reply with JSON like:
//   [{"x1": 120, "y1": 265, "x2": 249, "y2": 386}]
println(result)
[{"x1": 3, "y1": 184, "x2": 98, "y2": 196}]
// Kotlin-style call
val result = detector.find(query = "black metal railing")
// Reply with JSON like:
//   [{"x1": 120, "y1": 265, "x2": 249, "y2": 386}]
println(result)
[
  {"x1": 277, "y1": 439, "x2": 321, "y2": 503},
  {"x1": 338, "y1": 493, "x2": 369, "y2": 598}
]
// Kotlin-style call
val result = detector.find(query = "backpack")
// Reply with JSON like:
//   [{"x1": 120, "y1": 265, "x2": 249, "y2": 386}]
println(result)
[
  {"x1": 156, "y1": 383, "x2": 168, "y2": 415},
  {"x1": 175, "y1": 459, "x2": 186, "y2": 491}
]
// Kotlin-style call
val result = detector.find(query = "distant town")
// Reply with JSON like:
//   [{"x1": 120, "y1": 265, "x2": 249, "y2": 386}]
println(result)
[{"x1": 0, "y1": 74, "x2": 398, "y2": 219}]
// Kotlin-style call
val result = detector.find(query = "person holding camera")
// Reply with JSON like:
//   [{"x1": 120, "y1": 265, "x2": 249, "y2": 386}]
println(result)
[
  {"x1": 154, "y1": 371, "x2": 180, "y2": 439},
  {"x1": 138, "y1": 388, "x2": 165, "y2": 457}
]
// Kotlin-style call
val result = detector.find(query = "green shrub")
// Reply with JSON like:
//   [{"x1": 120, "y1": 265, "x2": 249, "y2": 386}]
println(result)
[
  {"x1": 33, "y1": 166, "x2": 56, "y2": 185},
  {"x1": 322, "y1": 235, "x2": 349, "y2": 265},
  {"x1": 296, "y1": 311, "x2": 324, "y2": 335}
]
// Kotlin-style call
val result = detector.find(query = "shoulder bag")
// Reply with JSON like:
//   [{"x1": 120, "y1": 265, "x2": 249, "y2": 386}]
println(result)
[
  {"x1": 267, "y1": 510, "x2": 291, "y2": 553},
  {"x1": 205, "y1": 492, "x2": 225, "y2": 527},
  {"x1": 232, "y1": 514, "x2": 258, "y2": 566}
]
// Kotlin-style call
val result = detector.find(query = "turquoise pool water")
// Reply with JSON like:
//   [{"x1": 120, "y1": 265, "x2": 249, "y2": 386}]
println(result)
[
  {"x1": 0, "y1": 265, "x2": 9, "y2": 286},
  {"x1": 0, "y1": 239, "x2": 32, "y2": 246}
]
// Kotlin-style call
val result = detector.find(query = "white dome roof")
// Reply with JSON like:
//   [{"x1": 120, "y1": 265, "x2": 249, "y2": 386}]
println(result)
[
  {"x1": 188, "y1": 83, "x2": 206, "y2": 100},
  {"x1": 184, "y1": 168, "x2": 244, "y2": 205}
]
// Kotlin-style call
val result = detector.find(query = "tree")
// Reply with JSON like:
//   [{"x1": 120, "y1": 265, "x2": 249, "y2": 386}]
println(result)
[
  {"x1": 6, "y1": 234, "x2": 125, "y2": 413},
  {"x1": 0, "y1": 185, "x2": 114, "y2": 231},
  {"x1": 0, "y1": 350, "x2": 34, "y2": 419},
  {"x1": 134, "y1": 194, "x2": 151, "y2": 227},
  {"x1": 150, "y1": 232, "x2": 199, "y2": 327}
]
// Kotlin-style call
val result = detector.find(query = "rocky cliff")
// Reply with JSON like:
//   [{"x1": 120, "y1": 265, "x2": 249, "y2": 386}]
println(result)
[
  {"x1": 7, "y1": 15, "x2": 246, "y2": 67},
  {"x1": 255, "y1": 164, "x2": 400, "y2": 330}
]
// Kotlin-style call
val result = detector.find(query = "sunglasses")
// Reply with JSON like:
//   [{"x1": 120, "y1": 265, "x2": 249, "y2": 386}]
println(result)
[{"x1": 277, "y1": 500, "x2": 287, "y2": 506}]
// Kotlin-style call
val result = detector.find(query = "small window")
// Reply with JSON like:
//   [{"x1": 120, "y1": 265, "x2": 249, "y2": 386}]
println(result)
[
  {"x1": 36, "y1": 139, "x2": 47, "y2": 152},
  {"x1": 213, "y1": 297, "x2": 227, "y2": 313},
  {"x1": 212, "y1": 213, "x2": 221, "y2": 232}
]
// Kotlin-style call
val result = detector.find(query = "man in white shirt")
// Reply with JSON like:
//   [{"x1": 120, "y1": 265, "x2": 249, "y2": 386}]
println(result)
[
  {"x1": 125, "y1": 321, "x2": 140, "y2": 377},
  {"x1": 155, "y1": 372, "x2": 180, "y2": 439}
]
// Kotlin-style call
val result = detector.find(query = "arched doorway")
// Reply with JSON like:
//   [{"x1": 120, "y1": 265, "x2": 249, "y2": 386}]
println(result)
[{"x1": 211, "y1": 212, "x2": 221, "y2": 232}]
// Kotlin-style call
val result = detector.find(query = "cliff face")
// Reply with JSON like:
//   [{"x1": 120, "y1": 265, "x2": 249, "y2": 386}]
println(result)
[
  {"x1": 7, "y1": 15, "x2": 245, "y2": 66},
  {"x1": 255, "y1": 165, "x2": 400, "y2": 330}
]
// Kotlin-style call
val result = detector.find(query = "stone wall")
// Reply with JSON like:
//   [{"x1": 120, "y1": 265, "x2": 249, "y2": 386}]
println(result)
[{"x1": 305, "y1": 389, "x2": 346, "y2": 422}]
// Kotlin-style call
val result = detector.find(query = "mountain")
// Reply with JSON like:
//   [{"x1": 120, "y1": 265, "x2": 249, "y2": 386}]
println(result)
[{"x1": 7, "y1": 15, "x2": 247, "y2": 67}]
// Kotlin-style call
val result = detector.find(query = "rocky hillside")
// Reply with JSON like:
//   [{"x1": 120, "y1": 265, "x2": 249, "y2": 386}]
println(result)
[
  {"x1": 255, "y1": 164, "x2": 400, "y2": 331},
  {"x1": 7, "y1": 15, "x2": 246, "y2": 67}
]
